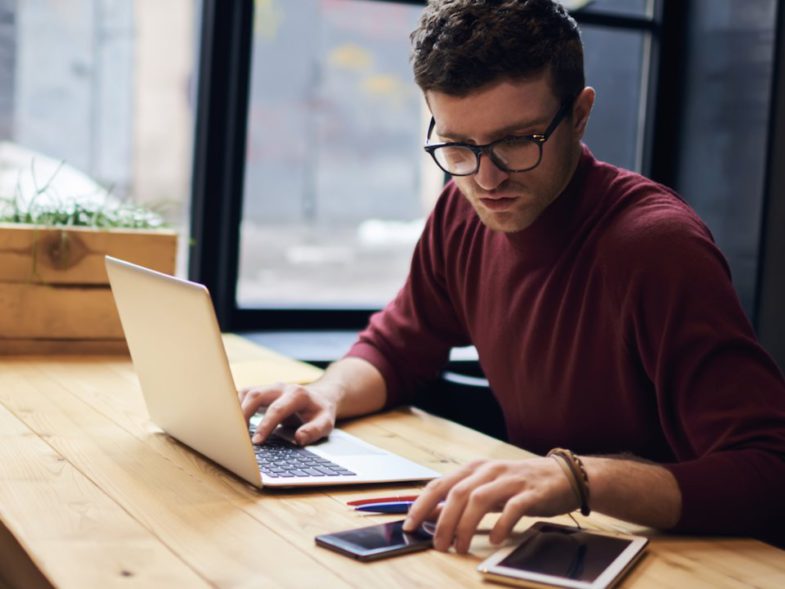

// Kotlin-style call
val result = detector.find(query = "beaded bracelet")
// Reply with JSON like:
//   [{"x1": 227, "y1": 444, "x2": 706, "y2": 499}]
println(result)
[{"x1": 547, "y1": 447, "x2": 591, "y2": 517}]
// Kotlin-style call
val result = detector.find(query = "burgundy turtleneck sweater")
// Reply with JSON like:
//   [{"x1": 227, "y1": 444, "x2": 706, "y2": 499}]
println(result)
[{"x1": 347, "y1": 145, "x2": 785, "y2": 545}]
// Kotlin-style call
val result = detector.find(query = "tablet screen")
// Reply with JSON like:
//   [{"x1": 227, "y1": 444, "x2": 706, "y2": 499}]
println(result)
[{"x1": 498, "y1": 524, "x2": 633, "y2": 583}]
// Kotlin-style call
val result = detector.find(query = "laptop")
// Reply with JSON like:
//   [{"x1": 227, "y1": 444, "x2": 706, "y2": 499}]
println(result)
[{"x1": 105, "y1": 256, "x2": 440, "y2": 488}]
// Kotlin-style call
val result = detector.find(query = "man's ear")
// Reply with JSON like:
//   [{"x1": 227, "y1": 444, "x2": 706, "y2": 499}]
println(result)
[{"x1": 572, "y1": 86, "x2": 596, "y2": 139}]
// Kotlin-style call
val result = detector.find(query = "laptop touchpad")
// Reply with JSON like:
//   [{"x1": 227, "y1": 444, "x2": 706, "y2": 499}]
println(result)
[{"x1": 311, "y1": 434, "x2": 386, "y2": 456}]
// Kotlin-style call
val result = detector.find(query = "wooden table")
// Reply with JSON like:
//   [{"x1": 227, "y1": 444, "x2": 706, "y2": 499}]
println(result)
[{"x1": 1, "y1": 336, "x2": 784, "y2": 588}]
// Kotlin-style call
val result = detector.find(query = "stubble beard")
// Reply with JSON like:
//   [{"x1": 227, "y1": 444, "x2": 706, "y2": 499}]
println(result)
[{"x1": 460, "y1": 180, "x2": 544, "y2": 233}]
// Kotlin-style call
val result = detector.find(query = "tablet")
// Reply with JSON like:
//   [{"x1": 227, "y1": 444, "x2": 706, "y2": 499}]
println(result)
[{"x1": 477, "y1": 522, "x2": 648, "y2": 589}]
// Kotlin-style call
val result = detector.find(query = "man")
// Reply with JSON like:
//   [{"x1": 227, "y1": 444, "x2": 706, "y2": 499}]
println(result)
[{"x1": 240, "y1": 0, "x2": 785, "y2": 551}]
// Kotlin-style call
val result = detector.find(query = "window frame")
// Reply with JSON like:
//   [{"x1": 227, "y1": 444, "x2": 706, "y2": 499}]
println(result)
[
  {"x1": 757, "y1": 0, "x2": 785, "y2": 369},
  {"x1": 190, "y1": 0, "x2": 679, "y2": 332}
]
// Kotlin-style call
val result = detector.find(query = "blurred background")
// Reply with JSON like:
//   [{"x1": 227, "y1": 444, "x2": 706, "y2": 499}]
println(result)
[{"x1": 1, "y1": 0, "x2": 783, "y2": 367}]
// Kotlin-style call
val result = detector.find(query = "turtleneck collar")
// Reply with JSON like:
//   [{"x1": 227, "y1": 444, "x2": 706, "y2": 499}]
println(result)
[{"x1": 501, "y1": 143, "x2": 595, "y2": 260}]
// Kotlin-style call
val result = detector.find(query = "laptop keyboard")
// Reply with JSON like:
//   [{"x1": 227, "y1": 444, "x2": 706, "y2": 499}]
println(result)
[{"x1": 253, "y1": 435, "x2": 357, "y2": 479}]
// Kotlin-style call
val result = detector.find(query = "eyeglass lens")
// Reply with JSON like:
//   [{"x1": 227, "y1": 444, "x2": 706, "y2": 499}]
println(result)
[{"x1": 433, "y1": 139, "x2": 541, "y2": 175}]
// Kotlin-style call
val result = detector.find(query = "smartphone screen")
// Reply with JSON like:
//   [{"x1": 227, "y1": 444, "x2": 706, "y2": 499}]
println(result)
[{"x1": 315, "y1": 519, "x2": 434, "y2": 561}]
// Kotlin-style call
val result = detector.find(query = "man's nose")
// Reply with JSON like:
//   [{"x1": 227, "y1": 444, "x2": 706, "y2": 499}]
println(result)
[{"x1": 473, "y1": 154, "x2": 509, "y2": 191}]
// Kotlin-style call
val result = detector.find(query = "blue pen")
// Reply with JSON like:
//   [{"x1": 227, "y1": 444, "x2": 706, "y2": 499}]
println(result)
[{"x1": 354, "y1": 501, "x2": 415, "y2": 514}]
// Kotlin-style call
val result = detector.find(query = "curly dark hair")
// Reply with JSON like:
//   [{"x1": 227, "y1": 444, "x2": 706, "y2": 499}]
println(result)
[{"x1": 411, "y1": 0, "x2": 584, "y2": 101}]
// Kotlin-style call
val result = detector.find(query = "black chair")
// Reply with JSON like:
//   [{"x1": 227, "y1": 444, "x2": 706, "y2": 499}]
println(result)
[{"x1": 414, "y1": 365, "x2": 507, "y2": 442}]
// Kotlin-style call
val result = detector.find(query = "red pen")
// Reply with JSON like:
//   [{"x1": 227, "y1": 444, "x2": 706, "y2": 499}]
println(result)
[{"x1": 346, "y1": 495, "x2": 420, "y2": 507}]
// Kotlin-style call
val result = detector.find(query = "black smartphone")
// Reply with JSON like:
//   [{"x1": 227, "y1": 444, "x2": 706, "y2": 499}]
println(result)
[{"x1": 315, "y1": 519, "x2": 434, "y2": 561}]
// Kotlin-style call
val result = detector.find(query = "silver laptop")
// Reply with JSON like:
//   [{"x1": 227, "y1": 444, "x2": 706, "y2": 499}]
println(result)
[{"x1": 105, "y1": 256, "x2": 440, "y2": 488}]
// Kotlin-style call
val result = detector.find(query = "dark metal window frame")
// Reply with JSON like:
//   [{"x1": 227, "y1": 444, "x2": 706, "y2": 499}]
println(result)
[
  {"x1": 189, "y1": 0, "x2": 252, "y2": 330},
  {"x1": 756, "y1": 1, "x2": 785, "y2": 369},
  {"x1": 190, "y1": 0, "x2": 681, "y2": 332}
]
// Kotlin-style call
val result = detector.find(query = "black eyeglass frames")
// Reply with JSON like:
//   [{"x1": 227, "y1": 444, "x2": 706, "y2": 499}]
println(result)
[{"x1": 423, "y1": 98, "x2": 574, "y2": 176}]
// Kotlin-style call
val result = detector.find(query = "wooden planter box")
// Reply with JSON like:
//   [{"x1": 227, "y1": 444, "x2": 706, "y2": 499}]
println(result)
[{"x1": 0, "y1": 222, "x2": 177, "y2": 354}]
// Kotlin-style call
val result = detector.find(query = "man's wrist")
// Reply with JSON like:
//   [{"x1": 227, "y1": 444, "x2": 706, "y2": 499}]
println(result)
[
  {"x1": 580, "y1": 455, "x2": 682, "y2": 529},
  {"x1": 316, "y1": 357, "x2": 387, "y2": 419},
  {"x1": 306, "y1": 377, "x2": 343, "y2": 416},
  {"x1": 547, "y1": 448, "x2": 591, "y2": 516}
]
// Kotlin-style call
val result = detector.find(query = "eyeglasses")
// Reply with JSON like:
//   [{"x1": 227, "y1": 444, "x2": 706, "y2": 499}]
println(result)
[{"x1": 423, "y1": 99, "x2": 574, "y2": 176}]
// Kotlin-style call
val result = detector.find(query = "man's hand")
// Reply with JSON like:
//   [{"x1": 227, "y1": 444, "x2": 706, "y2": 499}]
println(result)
[
  {"x1": 237, "y1": 357, "x2": 387, "y2": 447},
  {"x1": 239, "y1": 382, "x2": 337, "y2": 446},
  {"x1": 403, "y1": 454, "x2": 682, "y2": 555},
  {"x1": 403, "y1": 457, "x2": 577, "y2": 554}
]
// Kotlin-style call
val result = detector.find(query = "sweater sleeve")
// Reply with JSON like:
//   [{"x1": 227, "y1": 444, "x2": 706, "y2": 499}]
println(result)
[
  {"x1": 611, "y1": 197, "x2": 785, "y2": 544},
  {"x1": 346, "y1": 185, "x2": 471, "y2": 408}
]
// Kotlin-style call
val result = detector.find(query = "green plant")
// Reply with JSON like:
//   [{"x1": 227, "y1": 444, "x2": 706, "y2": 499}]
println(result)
[{"x1": 0, "y1": 161, "x2": 169, "y2": 230}]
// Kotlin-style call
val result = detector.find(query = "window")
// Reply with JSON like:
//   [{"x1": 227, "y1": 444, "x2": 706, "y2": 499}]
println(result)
[
  {"x1": 0, "y1": 0, "x2": 198, "y2": 268},
  {"x1": 581, "y1": 25, "x2": 648, "y2": 172},
  {"x1": 675, "y1": 0, "x2": 778, "y2": 316},
  {"x1": 575, "y1": 0, "x2": 651, "y2": 18},
  {"x1": 238, "y1": 0, "x2": 439, "y2": 309}
]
